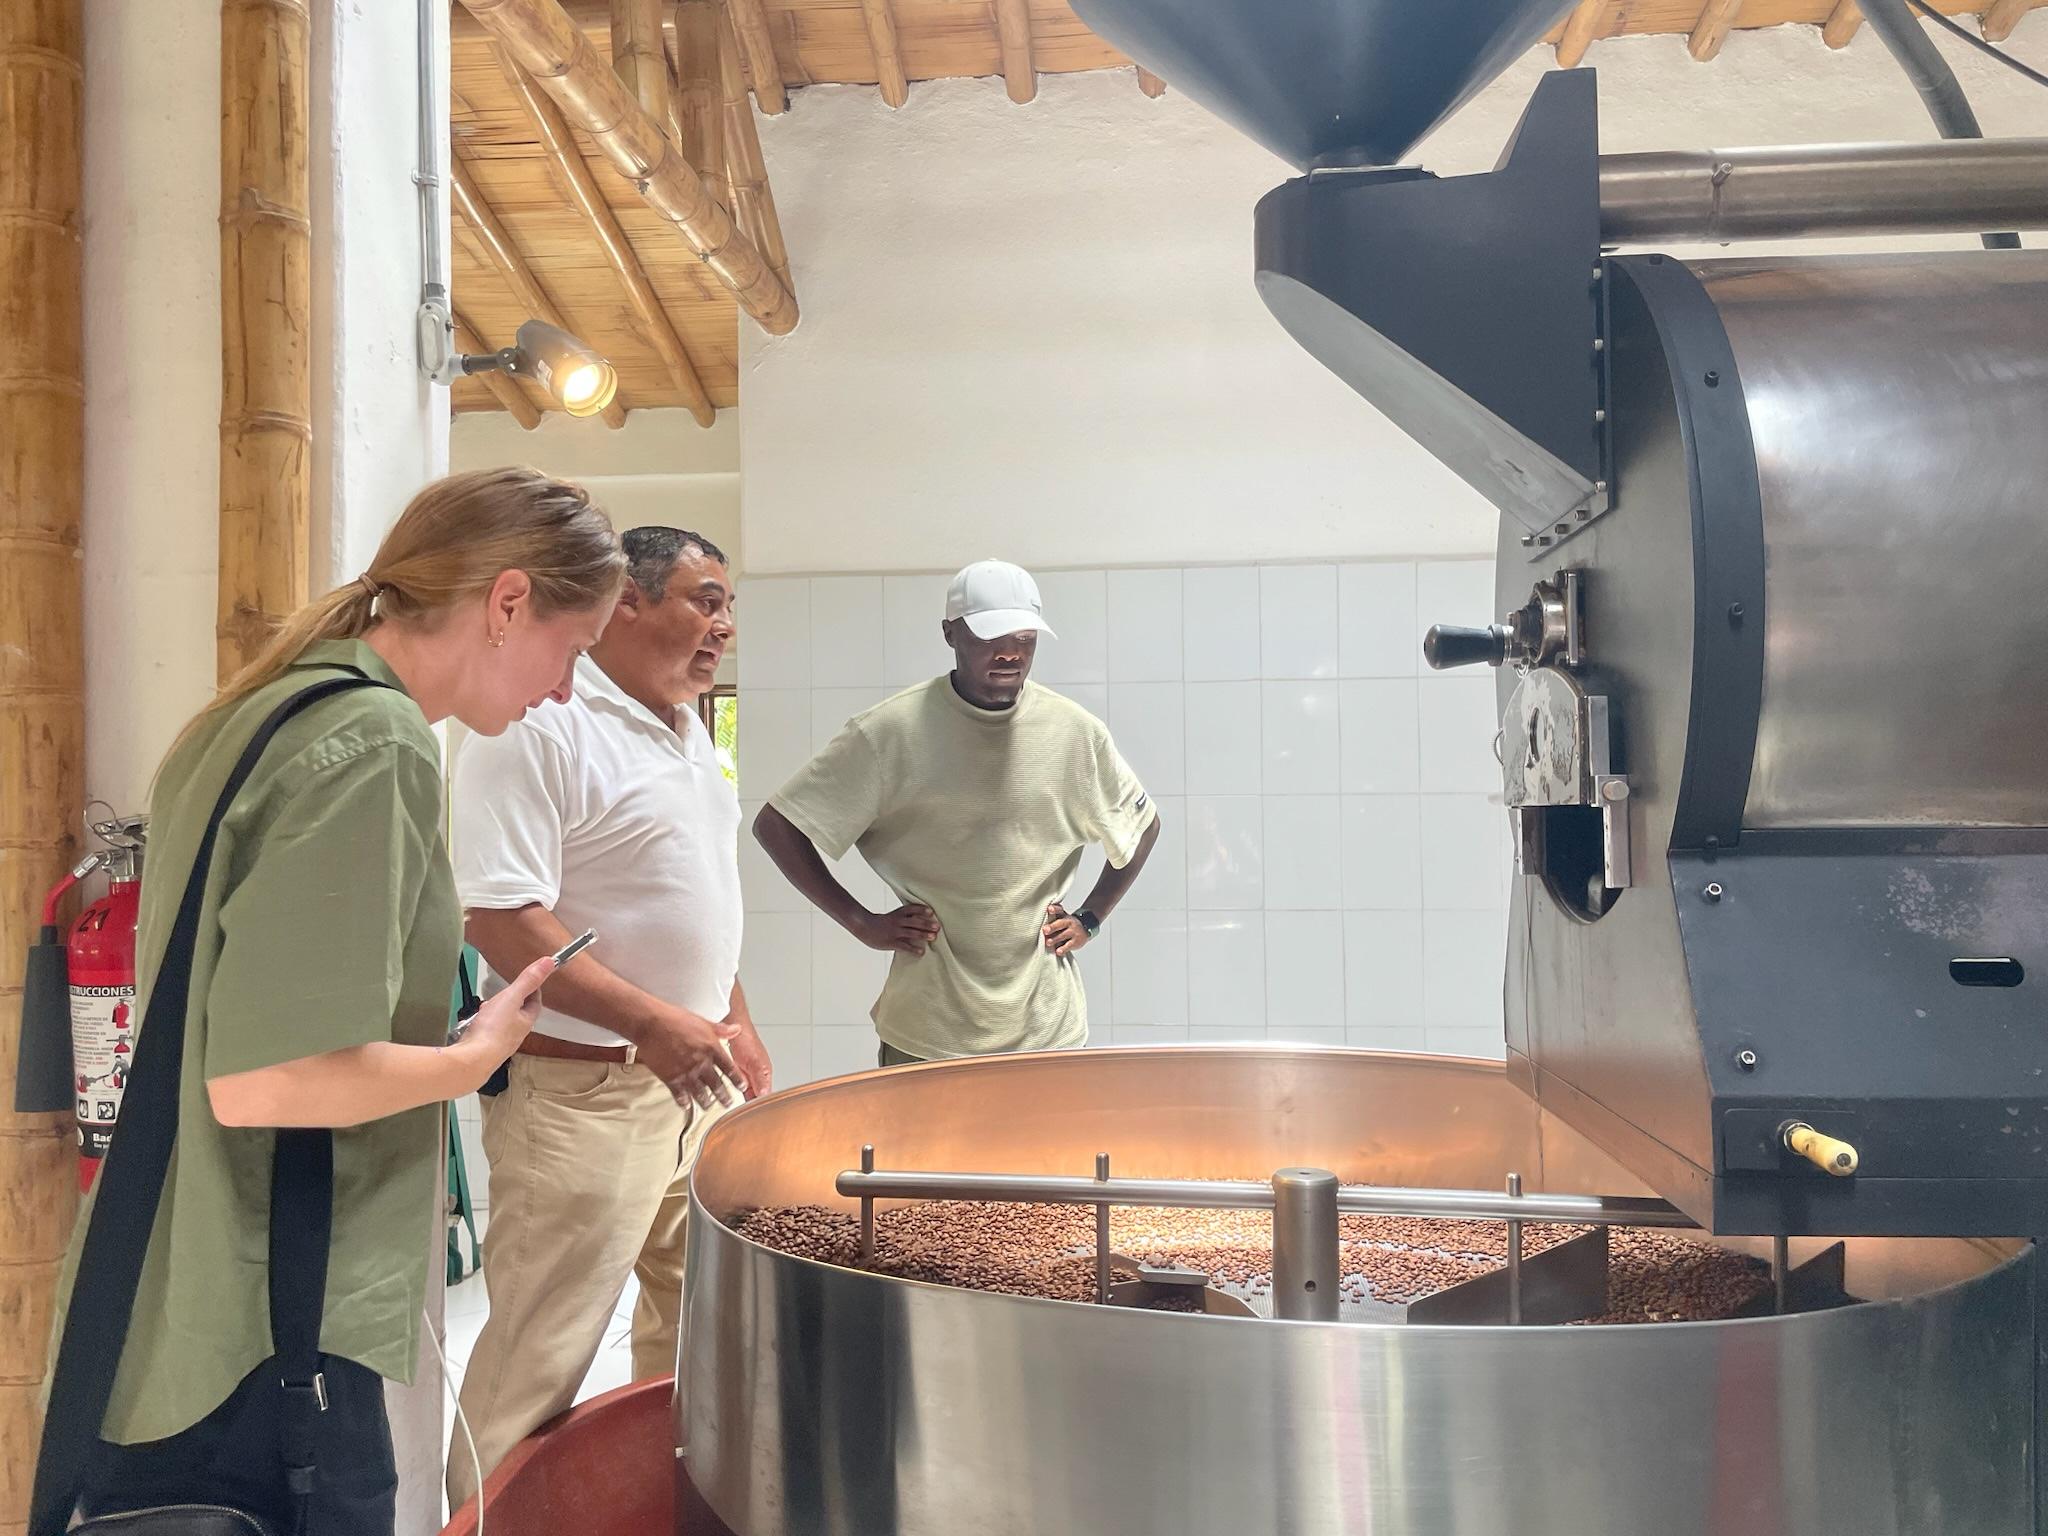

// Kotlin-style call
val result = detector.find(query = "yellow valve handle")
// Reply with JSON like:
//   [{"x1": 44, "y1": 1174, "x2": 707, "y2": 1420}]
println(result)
[{"x1": 1784, "y1": 1122, "x2": 1859, "y2": 1177}]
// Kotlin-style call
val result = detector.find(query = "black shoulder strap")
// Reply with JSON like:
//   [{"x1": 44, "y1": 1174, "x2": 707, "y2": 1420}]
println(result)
[{"x1": 32, "y1": 672, "x2": 392, "y2": 1536}]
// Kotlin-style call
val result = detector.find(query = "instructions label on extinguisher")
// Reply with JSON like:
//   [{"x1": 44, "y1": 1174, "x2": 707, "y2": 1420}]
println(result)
[{"x1": 70, "y1": 984, "x2": 136, "y2": 1160}]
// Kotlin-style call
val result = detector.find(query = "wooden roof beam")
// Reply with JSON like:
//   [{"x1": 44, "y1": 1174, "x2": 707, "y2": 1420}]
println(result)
[
  {"x1": 718, "y1": 9, "x2": 794, "y2": 297},
  {"x1": 674, "y1": 1, "x2": 726, "y2": 181},
  {"x1": 453, "y1": 310, "x2": 544, "y2": 429},
  {"x1": 1555, "y1": 1, "x2": 1607, "y2": 67},
  {"x1": 1981, "y1": 0, "x2": 2043, "y2": 41},
  {"x1": 496, "y1": 47, "x2": 716, "y2": 425},
  {"x1": 994, "y1": 0, "x2": 1035, "y2": 104},
  {"x1": 861, "y1": 0, "x2": 909, "y2": 108},
  {"x1": 1689, "y1": 0, "x2": 1745, "y2": 60},
  {"x1": 458, "y1": 0, "x2": 799, "y2": 335},
  {"x1": 1822, "y1": 0, "x2": 1863, "y2": 46},
  {"x1": 611, "y1": 0, "x2": 670, "y2": 123},
  {"x1": 1136, "y1": 67, "x2": 1165, "y2": 97},
  {"x1": 450, "y1": 155, "x2": 631, "y2": 427},
  {"x1": 724, "y1": 0, "x2": 787, "y2": 113}
]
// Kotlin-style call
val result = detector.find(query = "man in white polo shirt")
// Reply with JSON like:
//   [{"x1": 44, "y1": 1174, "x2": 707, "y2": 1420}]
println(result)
[
  {"x1": 756, "y1": 559, "x2": 1162, "y2": 1063},
  {"x1": 445, "y1": 526, "x2": 769, "y2": 1510}
]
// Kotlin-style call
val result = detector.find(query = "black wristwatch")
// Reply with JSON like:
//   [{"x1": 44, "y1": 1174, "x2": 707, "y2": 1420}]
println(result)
[{"x1": 1076, "y1": 909, "x2": 1102, "y2": 937}]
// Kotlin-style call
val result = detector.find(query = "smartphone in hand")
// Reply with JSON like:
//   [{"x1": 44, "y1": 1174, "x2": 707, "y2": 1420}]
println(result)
[{"x1": 550, "y1": 928, "x2": 598, "y2": 968}]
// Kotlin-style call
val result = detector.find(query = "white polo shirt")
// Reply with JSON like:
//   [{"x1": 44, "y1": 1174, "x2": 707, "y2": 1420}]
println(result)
[{"x1": 449, "y1": 657, "x2": 743, "y2": 1046}]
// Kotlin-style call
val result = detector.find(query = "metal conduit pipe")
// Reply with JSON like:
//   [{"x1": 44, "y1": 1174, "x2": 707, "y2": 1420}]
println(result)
[
  {"x1": 1856, "y1": 0, "x2": 2021, "y2": 248},
  {"x1": 1597, "y1": 138, "x2": 2048, "y2": 245}
]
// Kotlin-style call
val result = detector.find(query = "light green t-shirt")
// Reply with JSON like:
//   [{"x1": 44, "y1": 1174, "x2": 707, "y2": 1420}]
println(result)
[
  {"x1": 49, "y1": 640, "x2": 459, "y2": 1444},
  {"x1": 770, "y1": 678, "x2": 1155, "y2": 1059}
]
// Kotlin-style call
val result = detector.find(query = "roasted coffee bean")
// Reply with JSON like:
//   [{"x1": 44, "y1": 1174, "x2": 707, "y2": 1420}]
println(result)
[{"x1": 733, "y1": 1193, "x2": 1770, "y2": 1323}]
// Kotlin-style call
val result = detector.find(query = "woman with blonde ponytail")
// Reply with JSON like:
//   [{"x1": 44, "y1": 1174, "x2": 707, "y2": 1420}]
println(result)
[{"x1": 38, "y1": 468, "x2": 627, "y2": 1536}]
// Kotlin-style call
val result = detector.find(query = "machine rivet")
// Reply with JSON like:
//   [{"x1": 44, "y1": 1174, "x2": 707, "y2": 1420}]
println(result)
[
  {"x1": 1703, "y1": 882, "x2": 1724, "y2": 903},
  {"x1": 1704, "y1": 370, "x2": 1721, "y2": 387},
  {"x1": 1736, "y1": 1049, "x2": 1759, "y2": 1072},
  {"x1": 1591, "y1": 265, "x2": 1604, "y2": 282},
  {"x1": 1728, "y1": 602, "x2": 1745, "y2": 624},
  {"x1": 1594, "y1": 408, "x2": 1607, "y2": 423},
  {"x1": 1593, "y1": 337, "x2": 1606, "y2": 352},
  {"x1": 1520, "y1": 534, "x2": 1536, "y2": 547},
  {"x1": 1594, "y1": 481, "x2": 1608, "y2": 493}
]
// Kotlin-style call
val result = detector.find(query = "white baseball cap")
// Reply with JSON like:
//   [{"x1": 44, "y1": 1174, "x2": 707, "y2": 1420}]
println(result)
[{"x1": 945, "y1": 559, "x2": 1057, "y2": 641}]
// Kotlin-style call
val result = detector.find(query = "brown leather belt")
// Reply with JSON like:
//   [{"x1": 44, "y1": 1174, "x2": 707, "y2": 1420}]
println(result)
[{"x1": 516, "y1": 1033, "x2": 638, "y2": 1065}]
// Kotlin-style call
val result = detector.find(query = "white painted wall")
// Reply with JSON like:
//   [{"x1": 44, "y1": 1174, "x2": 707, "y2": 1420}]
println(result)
[
  {"x1": 740, "y1": 19, "x2": 2048, "y2": 576},
  {"x1": 450, "y1": 408, "x2": 742, "y2": 564},
  {"x1": 84, "y1": 3, "x2": 455, "y2": 1529}
]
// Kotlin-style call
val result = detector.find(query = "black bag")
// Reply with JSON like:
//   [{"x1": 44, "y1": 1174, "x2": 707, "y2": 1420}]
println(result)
[{"x1": 31, "y1": 674, "x2": 393, "y2": 1536}]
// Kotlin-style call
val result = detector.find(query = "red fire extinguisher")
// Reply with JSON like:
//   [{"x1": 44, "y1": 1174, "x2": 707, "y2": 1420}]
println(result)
[{"x1": 52, "y1": 814, "x2": 148, "y2": 1191}]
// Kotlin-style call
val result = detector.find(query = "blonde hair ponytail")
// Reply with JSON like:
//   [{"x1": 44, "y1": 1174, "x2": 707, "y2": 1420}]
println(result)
[{"x1": 174, "y1": 467, "x2": 625, "y2": 759}]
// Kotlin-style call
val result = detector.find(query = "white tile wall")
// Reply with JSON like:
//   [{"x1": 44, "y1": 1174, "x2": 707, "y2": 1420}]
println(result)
[
  {"x1": 1107, "y1": 569, "x2": 1184, "y2": 682},
  {"x1": 809, "y1": 578, "x2": 885, "y2": 689},
  {"x1": 883, "y1": 574, "x2": 952, "y2": 687},
  {"x1": 732, "y1": 563, "x2": 1512, "y2": 1084},
  {"x1": 1259, "y1": 565, "x2": 1338, "y2": 680},
  {"x1": 1186, "y1": 682, "x2": 1262, "y2": 795},
  {"x1": 1032, "y1": 570, "x2": 1108, "y2": 685}
]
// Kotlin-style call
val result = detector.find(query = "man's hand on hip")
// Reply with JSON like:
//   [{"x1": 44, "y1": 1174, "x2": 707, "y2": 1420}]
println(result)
[
  {"x1": 855, "y1": 903, "x2": 941, "y2": 956},
  {"x1": 1042, "y1": 903, "x2": 1093, "y2": 958},
  {"x1": 638, "y1": 1005, "x2": 744, "y2": 1109}
]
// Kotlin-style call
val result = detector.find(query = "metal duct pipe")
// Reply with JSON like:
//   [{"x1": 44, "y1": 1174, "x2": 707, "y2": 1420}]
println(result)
[
  {"x1": 1598, "y1": 138, "x2": 2048, "y2": 245},
  {"x1": 1856, "y1": 0, "x2": 2020, "y2": 248}
]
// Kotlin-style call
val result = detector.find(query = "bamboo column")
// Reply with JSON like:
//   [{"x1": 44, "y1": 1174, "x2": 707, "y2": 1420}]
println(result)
[
  {"x1": 219, "y1": 0, "x2": 312, "y2": 682},
  {"x1": 0, "y1": 1, "x2": 85, "y2": 1527}
]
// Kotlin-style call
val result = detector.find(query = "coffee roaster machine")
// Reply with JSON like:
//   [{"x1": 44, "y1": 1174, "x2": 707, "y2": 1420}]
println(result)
[{"x1": 677, "y1": 3, "x2": 2048, "y2": 1532}]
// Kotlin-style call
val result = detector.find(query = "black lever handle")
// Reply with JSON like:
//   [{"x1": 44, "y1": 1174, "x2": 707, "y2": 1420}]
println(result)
[{"x1": 1423, "y1": 624, "x2": 1509, "y2": 671}]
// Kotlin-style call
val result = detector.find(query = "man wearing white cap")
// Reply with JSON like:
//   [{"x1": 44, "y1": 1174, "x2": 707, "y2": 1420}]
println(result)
[{"x1": 754, "y1": 560, "x2": 1162, "y2": 1063}]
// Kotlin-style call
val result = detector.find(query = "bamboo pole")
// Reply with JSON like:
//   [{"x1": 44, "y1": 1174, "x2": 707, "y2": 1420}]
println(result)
[
  {"x1": 494, "y1": 47, "x2": 716, "y2": 424},
  {"x1": 723, "y1": 0, "x2": 786, "y2": 113},
  {"x1": 219, "y1": 0, "x2": 312, "y2": 681},
  {"x1": 1688, "y1": 0, "x2": 1744, "y2": 59},
  {"x1": 993, "y1": 0, "x2": 1035, "y2": 103},
  {"x1": 717, "y1": 9, "x2": 793, "y2": 299},
  {"x1": 459, "y1": 0, "x2": 798, "y2": 335},
  {"x1": 1980, "y1": 0, "x2": 2041, "y2": 40},
  {"x1": 673, "y1": 1, "x2": 726, "y2": 185},
  {"x1": 860, "y1": 0, "x2": 908, "y2": 108},
  {"x1": 1822, "y1": 0, "x2": 1864, "y2": 45},
  {"x1": 1555, "y1": 0, "x2": 1607, "y2": 65},
  {"x1": 1135, "y1": 67, "x2": 1165, "y2": 97},
  {"x1": 610, "y1": 0, "x2": 669, "y2": 124},
  {"x1": 449, "y1": 155, "x2": 631, "y2": 427},
  {"x1": 0, "y1": 0, "x2": 84, "y2": 1523},
  {"x1": 453, "y1": 312, "x2": 544, "y2": 429}
]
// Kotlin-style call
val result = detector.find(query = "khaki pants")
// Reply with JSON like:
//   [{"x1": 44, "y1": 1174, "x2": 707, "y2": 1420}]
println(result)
[{"x1": 445, "y1": 1055, "x2": 727, "y2": 1511}]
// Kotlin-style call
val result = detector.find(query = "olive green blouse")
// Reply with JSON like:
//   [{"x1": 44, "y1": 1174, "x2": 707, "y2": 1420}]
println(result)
[{"x1": 50, "y1": 640, "x2": 461, "y2": 1444}]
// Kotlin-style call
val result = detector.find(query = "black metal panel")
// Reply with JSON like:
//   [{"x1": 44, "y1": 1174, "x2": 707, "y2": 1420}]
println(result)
[
  {"x1": 1067, "y1": 0, "x2": 1576, "y2": 170},
  {"x1": 1253, "y1": 72, "x2": 1605, "y2": 529},
  {"x1": 1674, "y1": 830, "x2": 2048, "y2": 1236},
  {"x1": 1609, "y1": 256, "x2": 1768, "y2": 853}
]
